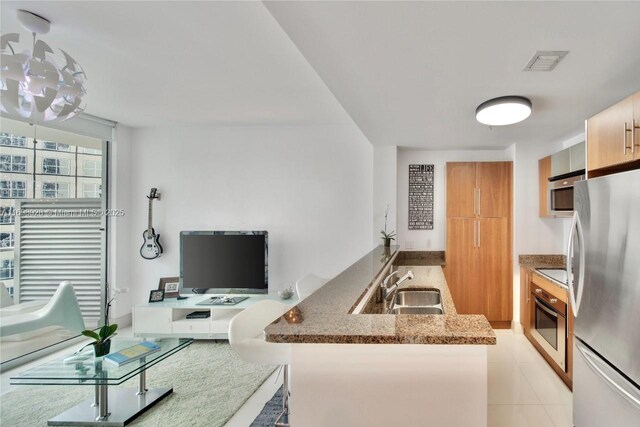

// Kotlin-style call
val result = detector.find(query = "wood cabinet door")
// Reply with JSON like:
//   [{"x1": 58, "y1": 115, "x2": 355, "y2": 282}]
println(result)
[
  {"x1": 634, "y1": 92, "x2": 640, "y2": 160},
  {"x1": 539, "y1": 156, "x2": 552, "y2": 218},
  {"x1": 446, "y1": 162, "x2": 476, "y2": 218},
  {"x1": 479, "y1": 217, "x2": 511, "y2": 321},
  {"x1": 446, "y1": 218, "x2": 481, "y2": 314},
  {"x1": 477, "y1": 162, "x2": 512, "y2": 218},
  {"x1": 587, "y1": 95, "x2": 634, "y2": 171},
  {"x1": 520, "y1": 267, "x2": 531, "y2": 335}
]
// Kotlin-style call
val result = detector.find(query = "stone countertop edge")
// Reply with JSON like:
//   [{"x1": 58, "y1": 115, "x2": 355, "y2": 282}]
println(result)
[
  {"x1": 519, "y1": 254, "x2": 569, "y2": 291},
  {"x1": 264, "y1": 246, "x2": 496, "y2": 345}
]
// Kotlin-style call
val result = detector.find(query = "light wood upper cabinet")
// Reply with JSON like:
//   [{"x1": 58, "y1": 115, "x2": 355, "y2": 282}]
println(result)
[
  {"x1": 587, "y1": 92, "x2": 636, "y2": 171},
  {"x1": 446, "y1": 162, "x2": 476, "y2": 218},
  {"x1": 538, "y1": 156, "x2": 552, "y2": 217},
  {"x1": 477, "y1": 162, "x2": 512, "y2": 218}
]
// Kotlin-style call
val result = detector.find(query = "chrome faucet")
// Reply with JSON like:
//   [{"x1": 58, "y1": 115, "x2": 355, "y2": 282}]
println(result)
[{"x1": 380, "y1": 270, "x2": 414, "y2": 301}]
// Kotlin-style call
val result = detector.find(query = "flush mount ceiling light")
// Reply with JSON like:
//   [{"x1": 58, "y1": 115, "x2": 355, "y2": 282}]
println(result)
[
  {"x1": 475, "y1": 96, "x2": 532, "y2": 126},
  {"x1": 1, "y1": 10, "x2": 87, "y2": 122}
]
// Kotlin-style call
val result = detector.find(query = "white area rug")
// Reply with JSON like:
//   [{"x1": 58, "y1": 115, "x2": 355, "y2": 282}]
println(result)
[{"x1": 0, "y1": 341, "x2": 276, "y2": 427}]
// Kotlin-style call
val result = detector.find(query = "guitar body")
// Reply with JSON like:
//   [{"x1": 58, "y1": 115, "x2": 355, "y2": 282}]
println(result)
[
  {"x1": 140, "y1": 228, "x2": 163, "y2": 260},
  {"x1": 140, "y1": 188, "x2": 163, "y2": 260}
]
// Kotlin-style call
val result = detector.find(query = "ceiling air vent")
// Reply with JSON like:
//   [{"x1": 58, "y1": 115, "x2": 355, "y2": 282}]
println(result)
[{"x1": 523, "y1": 51, "x2": 569, "y2": 72}]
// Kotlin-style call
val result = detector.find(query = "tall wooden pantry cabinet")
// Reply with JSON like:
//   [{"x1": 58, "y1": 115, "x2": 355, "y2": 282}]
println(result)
[{"x1": 445, "y1": 162, "x2": 513, "y2": 328}]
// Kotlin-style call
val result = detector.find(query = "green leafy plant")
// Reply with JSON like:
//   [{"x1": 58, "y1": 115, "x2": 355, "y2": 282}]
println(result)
[
  {"x1": 380, "y1": 205, "x2": 396, "y2": 241},
  {"x1": 82, "y1": 324, "x2": 118, "y2": 344}
]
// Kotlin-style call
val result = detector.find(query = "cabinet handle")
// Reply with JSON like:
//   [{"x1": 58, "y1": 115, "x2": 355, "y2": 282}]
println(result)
[
  {"x1": 477, "y1": 220, "x2": 481, "y2": 248},
  {"x1": 631, "y1": 119, "x2": 640, "y2": 154},
  {"x1": 477, "y1": 188, "x2": 481, "y2": 216},
  {"x1": 473, "y1": 219, "x2": 477, "y2": 247},
  {"x1": 624, "y1": 122, "x2": 632, "y2": 155},
  {"x1": 473, "y1": 188, "x2": 478, "y2": 216}
]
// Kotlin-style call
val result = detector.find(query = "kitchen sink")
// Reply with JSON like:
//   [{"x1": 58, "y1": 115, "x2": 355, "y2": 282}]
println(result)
[
  {"x1": 389, "y1": 306, "x2": 444, "y2": 315},
  {"x1": 386, "y1": 288, "x2": 444, "y2": 315},
  {"x1": 394, "y1": 289, "x2": 441, "y2": 307}
]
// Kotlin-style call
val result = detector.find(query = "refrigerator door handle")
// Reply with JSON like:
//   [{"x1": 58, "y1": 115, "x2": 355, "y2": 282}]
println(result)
[
  {"x1": 567, "y1": 211, "x2": 586, "y2": 316},
  {"x1": 576, "y1": 341, "x2": 640, "y2": 409}
]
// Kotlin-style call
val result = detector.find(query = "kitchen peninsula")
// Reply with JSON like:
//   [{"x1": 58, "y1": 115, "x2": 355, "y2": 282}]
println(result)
[{"x1": 265, "y1": 246, "x2": 496, "y2": 427}]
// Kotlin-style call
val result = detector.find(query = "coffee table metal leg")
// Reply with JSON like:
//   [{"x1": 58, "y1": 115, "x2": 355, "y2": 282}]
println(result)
[
  {"x1": 137, "y1": 370, "x2": 147, "y2": 396},
  {"x1": 97, "y1": 384, "x2": 110, "y2": 420},
  {"x1": 93, "y1": 385, "x2": 99, "y2": 407}
]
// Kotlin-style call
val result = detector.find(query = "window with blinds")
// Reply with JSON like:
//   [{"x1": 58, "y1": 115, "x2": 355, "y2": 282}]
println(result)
[{"x1": 14, "y1": 196, "x2": 105, "y2": 327}]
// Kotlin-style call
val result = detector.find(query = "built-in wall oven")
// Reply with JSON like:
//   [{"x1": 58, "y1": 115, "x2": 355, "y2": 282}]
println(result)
[
  {"x1": 548, "y1": 172, "x2": 585, "y2": 217},
  {"x1": 530, "y1": 286, "x2": 567, "y2": 370}
]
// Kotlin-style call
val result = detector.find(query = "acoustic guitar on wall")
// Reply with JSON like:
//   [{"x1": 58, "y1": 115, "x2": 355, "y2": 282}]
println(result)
[{"x1": 140, "y1": 188, "x2": 163, "y2": 260}]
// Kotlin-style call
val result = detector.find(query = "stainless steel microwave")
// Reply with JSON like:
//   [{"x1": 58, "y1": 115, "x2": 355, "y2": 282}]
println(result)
[{"x1": 548, "y1": 172, "x2": 585, "y2": 217}]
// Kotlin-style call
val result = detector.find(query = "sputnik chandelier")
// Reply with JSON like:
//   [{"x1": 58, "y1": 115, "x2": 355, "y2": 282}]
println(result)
[{"x1": 1, "y1": 10, "x2": 87, "y2": 122}]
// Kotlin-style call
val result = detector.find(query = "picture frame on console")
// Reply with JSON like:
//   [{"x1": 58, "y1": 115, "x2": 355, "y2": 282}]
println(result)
[
  {"x1": 149, "y1": 289, "x2": 165, "y2": 303},
  {"x1": 159, "y1": 276, "x2": 180, "y2": 298}
]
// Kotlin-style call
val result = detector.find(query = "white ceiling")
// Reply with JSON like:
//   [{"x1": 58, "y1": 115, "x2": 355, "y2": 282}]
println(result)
[
  {"x1": 2, "y1": 2, "x2": 640, "y2": 149},
  {"x1": 0, "y1": 1, "x2": 353, "y2": 128},
  {"x1": 265, "y1": 1, "x2": 640, "y2": 149}
]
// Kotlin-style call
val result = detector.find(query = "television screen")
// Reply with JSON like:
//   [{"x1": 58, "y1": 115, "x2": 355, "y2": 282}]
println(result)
[{"x1": 180, "y1": 231, "x2": 268, "y2": 293}]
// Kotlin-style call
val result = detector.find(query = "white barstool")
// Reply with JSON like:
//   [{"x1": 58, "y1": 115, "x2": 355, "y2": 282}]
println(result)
[
  {"x1": 295, "y1": 274, "x2": 329, "y2": 301},
  {"x1": 229, "y1": 300, "x2": 292, "y2": 426}
]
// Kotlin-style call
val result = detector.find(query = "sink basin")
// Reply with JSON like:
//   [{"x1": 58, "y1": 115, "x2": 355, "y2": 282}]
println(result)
[
  {"x1": 394, "y1": 289, "x2": 441, "y2": 307},
  {"x1": 389, "y1": 306, "x2": 444, "y2": 315}
]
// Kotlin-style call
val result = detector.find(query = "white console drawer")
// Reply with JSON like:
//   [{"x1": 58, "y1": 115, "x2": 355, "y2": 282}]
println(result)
[
  {"x1": 172, "y1": 320, "x2": 211, "y2": 335},
  {"x1": 134, "y1": 306, "x2": 172, "y2": 334}
]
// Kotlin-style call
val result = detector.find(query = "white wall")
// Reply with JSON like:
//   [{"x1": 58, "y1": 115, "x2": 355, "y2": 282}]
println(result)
[
  {"x1": 396, "y1": 149, "x2": 512, "y2": 250},
  {"x1": 373, "y1": 146, "x2": 397, "y2": 246},
  {"x1": 127, "y1": 125, "x2": 373, "y2": 306}
]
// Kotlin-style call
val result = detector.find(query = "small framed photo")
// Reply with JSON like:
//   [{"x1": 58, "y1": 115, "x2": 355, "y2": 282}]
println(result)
[
  {"x1": 149, "y1": 289, "x2": 165, "y2": 303},
  {"x1": 159, "y1": 277, "x2": 180, "y2": 298}
]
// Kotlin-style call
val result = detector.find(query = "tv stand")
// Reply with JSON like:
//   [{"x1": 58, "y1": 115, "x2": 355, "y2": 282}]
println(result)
[{"x1": 133, "y1": 294, "x2": 297, "y2": 339}]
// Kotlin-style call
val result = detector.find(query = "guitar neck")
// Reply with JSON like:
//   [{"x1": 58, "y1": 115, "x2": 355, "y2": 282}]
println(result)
[{"x1": 147, "y1": 198, "x2": 153, "y2": 233}]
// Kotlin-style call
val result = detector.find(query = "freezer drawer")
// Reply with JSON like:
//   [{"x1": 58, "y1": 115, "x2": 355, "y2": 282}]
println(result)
[{"x1": 573, "y1": 339, "x2": 640, "y2": 427}]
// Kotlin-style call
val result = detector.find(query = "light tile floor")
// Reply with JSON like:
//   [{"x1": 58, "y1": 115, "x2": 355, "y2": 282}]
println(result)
[{"x1": 488, "y1": 329, "x2": 572, "y2": 427}]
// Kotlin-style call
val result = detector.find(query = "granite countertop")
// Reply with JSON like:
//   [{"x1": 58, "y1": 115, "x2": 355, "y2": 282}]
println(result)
[
  {"x1": 264, "y1": 246, "x2": 495, "y2": 345},
  {"x1": 519, "y1": 254, "x2": 568, "y2": 291},
  {"x1": 519, "y1": 254, "x2": 566, "y2": 270}
]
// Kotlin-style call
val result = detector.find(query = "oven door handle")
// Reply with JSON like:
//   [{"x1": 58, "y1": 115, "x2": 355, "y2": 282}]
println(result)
[{"x1": 535, "y1": 297, "x2": 560, "y2": 318}]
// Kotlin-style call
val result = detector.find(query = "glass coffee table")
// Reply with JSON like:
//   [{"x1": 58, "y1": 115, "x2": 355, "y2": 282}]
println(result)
[{"x1": 11, "y1": 338, "x2": 192, "y2": 426}]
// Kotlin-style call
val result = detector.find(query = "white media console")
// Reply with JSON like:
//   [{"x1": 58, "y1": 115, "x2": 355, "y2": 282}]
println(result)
[{"x1": 133, "y1": 294, "x2": 299, "y2": 339}]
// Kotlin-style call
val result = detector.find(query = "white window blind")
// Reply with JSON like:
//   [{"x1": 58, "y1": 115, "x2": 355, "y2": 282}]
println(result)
[{"x1": 14, "y1": 199, "x2": 105, "y2": 327}]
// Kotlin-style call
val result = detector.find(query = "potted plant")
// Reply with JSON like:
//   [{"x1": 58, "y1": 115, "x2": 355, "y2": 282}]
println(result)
[
  {"x1": 78, "y1": 283, "x2": 120, "y2": 357},
  {"x1": 380, "y1": 205, "x2": 396, "y2": 247},
  {"x1": 82, "y1": 324, "x2": 118, "y2": 357}
]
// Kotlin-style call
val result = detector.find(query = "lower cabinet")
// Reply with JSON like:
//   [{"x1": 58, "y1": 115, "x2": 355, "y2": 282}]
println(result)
[
  {"x1": 446, "y1": 217, "x2": 512, "y2": 325},
  {"x1": 519, "y1": 267, "x2": 531, "y2": 335}
]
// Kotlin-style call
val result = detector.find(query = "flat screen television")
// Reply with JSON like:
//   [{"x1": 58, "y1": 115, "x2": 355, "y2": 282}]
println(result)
[{"x1": 180, "y1": 231, "x2": 268, "y2": 294}]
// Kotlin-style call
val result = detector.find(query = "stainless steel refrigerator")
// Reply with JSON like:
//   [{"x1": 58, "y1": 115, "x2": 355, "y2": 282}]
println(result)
[{"x1": 570, "y1": 169, "x2": 640, "y2": 426}]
